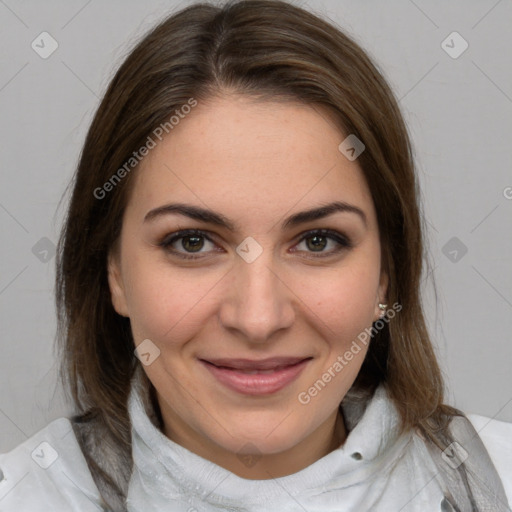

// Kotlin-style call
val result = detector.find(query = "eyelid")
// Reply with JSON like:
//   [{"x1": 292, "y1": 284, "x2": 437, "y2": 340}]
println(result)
[{"x1": 158, "y1": 227, "x2": 353, "y2": 260}]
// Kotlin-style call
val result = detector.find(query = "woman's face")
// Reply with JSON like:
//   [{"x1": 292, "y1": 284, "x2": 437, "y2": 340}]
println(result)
[{"x1": 108, "y1": 94, "x2": 388, "y2": 476}]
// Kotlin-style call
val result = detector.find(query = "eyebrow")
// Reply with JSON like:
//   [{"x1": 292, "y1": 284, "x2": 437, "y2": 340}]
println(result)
[{"x1": 143, "y1": 200, "x2": 367, "y2": 231}]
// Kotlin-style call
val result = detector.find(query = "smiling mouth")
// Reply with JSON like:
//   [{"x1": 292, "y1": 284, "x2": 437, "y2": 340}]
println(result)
[
  {"x1": 198, "y1": 357, "x2": 313, "y2": 395},
  {"x1": 199, "y1": 356, "x2": 313, "y2": 372},
  {"x1": 202, "y1": 360, "x2": 307, "y2": 374}
]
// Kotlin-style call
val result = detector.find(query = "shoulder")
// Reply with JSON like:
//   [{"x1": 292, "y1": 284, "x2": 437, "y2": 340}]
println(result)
[
  {"x1": 466, "y1": 413, "x2": 512, "y2": 506},
  {"x1": 0, "y1": 417, "x2": 106, "y2": 511}
]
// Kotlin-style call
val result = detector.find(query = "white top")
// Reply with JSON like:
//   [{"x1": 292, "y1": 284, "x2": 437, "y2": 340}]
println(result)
[{"x1": 0, "y1": 378, "x2": 511, "y2": 511}]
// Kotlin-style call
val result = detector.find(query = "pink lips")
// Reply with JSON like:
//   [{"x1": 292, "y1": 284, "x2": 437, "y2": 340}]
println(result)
[{"x1": 199, "y1": 357, "x2": 312, "y2": 395}]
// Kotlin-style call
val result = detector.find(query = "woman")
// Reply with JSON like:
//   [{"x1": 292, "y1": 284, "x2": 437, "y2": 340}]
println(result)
[{"x1": 0, "y1": 1, "x2": 510, "y2": 511}]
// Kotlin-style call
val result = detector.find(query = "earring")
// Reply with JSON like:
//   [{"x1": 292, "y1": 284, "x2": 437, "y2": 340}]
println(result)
[{"x1": 378, "y1": 303, "x2": 387, "y2": 318}]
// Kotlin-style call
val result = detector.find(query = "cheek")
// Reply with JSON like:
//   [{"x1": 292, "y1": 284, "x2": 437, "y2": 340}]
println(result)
[
  {"x1": 122, "y1": 238, "x2": 381, "y2": 346},
  {"x1": 122, "y1": 254, "x2": 217, "y2": 342},
  {"x1": 305, "y1": 263, "x2": 379, "y2": 342}
]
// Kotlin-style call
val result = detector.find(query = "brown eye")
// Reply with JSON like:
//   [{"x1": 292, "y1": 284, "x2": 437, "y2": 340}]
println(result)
[
  {"x1": 179, "y1": 234, "x2": 205, "y2": 252},
  {"x1": 159, "y1": 229, "x2": 217, "y2": 259},
  {"x1": 304, "y1": 234, "x2": 328, "y2": 251},
  {"x1": 294, "y1": 229, "x2": 352, "y2": 257},
  {"x1": 159, "y1": 228, "x2": 352, "y2": 261}
]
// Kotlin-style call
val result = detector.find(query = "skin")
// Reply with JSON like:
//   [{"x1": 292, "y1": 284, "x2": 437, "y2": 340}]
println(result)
[{"x1": 108, "y1": 93, "x2": 388, "y2": 480}]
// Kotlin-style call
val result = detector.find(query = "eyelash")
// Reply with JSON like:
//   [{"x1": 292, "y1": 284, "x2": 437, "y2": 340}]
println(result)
[{"x1": 158, "y1": 228, "x2": 353, "y2": 260}]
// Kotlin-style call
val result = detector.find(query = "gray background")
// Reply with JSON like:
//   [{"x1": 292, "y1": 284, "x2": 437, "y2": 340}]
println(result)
[{"x1": 1, "y1": 0, "x2": 511, "y2": 454}]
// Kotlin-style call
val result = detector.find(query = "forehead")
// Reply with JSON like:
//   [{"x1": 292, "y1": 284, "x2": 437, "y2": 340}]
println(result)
[{"x1": 126, "y1": 95, "x2": 376, "y2": 229}]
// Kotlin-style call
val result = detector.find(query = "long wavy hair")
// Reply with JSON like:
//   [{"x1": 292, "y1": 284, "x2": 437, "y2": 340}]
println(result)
[{"x1": 55, "y1": 0, "x2": 464, "y2": 502}]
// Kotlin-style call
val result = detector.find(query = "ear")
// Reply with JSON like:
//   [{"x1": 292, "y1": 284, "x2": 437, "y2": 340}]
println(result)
[
  {"x1": 107, "y1": 249, "x2": 130, "y2": 317},
  {"x1": 374, "y1": 270, "x2": 389, "y2": 322}
]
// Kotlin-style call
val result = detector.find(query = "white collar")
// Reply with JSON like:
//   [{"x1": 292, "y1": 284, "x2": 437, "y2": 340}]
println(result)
[{"x1": 126, "y1": 366, "x2": 411, "y2": 510}]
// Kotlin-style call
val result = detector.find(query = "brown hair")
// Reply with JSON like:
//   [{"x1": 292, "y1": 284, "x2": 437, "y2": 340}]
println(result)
[{"x1": 55, "y1": 0, "x2": 462, "y2": 498}]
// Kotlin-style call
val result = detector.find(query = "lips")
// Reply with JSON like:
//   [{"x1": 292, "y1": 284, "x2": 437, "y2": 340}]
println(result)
[
  {"x1": 200, "y1": 356, "x2": 311, "y2": 372},
  {"x1": 199, "y1": 357, "x2": 312, "y2": 395}
]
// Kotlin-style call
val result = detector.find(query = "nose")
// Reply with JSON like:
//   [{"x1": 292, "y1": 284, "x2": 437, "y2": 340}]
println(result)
[{"x1": 218, "y1": 251, "x2": 296, "y2": 343}]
